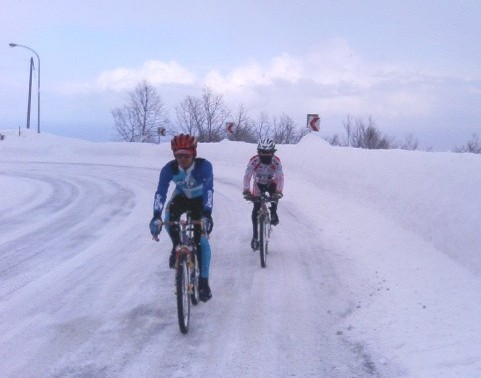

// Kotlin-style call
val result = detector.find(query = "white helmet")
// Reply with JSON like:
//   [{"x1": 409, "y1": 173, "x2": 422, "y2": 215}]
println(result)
[{"x1": 257, "y1": 137, "x2": 276, "y2": 152}]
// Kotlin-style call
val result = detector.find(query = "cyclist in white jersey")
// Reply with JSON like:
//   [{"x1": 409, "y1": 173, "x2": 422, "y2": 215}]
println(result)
[{"x1": 243, "y1": 138, "x2": 284, "y2": 250}]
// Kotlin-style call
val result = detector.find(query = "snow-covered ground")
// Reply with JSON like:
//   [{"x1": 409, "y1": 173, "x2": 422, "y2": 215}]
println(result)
[{"x1": 1, "y1": 129, "x2": 480, "y2": 377}]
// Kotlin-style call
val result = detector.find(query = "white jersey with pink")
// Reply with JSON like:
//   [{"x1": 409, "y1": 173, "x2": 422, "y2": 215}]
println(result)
[{"x1": 243, "y1": 155, "x2": 284, "y2": 196}]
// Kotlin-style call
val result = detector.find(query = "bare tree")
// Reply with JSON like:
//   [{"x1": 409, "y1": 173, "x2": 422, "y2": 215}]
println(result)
[
  {"x1": 326, "y1": 115, "x2": 396, "y2": 149},
  {"x1": 454, "y1": 134, "x2": 481, "y2": 154},
  {"x1": 112, "y1": 81, "x2": 169, "y2": 143},
  {"x1": 255, "y1": 112, "x2": 272, "y2": 140},
  {"x1": 175, "y1": 96, "x2": 205, "y2": 136},
  {"x1": 400, "y1": 133, "x2": 419, "y2": 151},
  {"x1": 325, "y1": 134, "x2": 343, "y2": 146},
  {"x1": 348, "y1": 116, "x2": 392, "y2": 149},
  {"x1": 174, "y1": 87, "x2": 229, "y2": 142},
  {"x1": 201, "y1": 87, "x2": 230, "y2": 142},
  {"x1": 248, "y1": 112, "x2": 306, "y2": 144},
  {"x1": 343, "y1": 114, "x2": 354, "y2": 147},
  {"x1": 271, "y1": 114, "x2": 307, "y2": 144},
  {"x1": 228, "y1": 104, "x2": 257, "y2": 142},
  {"x1": 348, "y1": 118, "x2": 362, "y2": 147}
]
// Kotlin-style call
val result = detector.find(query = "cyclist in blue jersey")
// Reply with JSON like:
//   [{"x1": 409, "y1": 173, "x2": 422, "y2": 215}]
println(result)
[{"x1": 149, "y1": 134, "x2": 214, "y2": 302}]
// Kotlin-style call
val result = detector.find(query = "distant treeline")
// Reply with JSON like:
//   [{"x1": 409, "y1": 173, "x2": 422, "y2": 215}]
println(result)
[{"x1": 112, "y1": 81, "x2": 479, "y2": 154}]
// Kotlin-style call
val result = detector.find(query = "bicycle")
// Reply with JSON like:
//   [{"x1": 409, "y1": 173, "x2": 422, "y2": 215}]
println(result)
[
  {"x1": 248, "y1": 192, "x2": 276, "y2": 268},
  {"x1": 157, "y1": 214, "x2": 203, "y2": 334}
]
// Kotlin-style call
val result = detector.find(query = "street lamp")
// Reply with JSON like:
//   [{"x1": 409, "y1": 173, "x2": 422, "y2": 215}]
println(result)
[{"x1": 9, "y1": 43, "x2": 41, "y2": 133}]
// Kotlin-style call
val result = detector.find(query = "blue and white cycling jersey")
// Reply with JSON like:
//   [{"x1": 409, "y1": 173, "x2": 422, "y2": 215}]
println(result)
[{"x1": 153, "y1": 158, "x2": 214, "y2": 216}]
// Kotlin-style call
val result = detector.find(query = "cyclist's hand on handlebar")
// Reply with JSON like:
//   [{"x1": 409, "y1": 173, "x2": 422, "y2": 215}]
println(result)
[
  {"x1": 149, "y1": 217, "x2": 162, "y2": 241},
  {"x1": 243, "y1": 190, "x2": 253, "y2": 201},
  {"x1": 272, "y1": 192, "x2": 283, "y2": 200}
]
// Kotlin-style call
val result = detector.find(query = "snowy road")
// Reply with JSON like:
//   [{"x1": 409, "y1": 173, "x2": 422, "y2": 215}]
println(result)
[
  {"x1": 2, "y1": 132, "x2": 481, "y2": 377},
  {"x1": 1, "y1": 159, "x2": 382, "y2": 377}
]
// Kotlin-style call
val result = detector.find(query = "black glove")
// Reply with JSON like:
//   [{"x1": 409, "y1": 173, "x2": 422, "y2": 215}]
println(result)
[
  {"x1": 243, "y1": 190, "x2": 253, "y2": 200},
  {"x1": 149, "y1": 216, "x2": 162, "y2": 237},
  {"x1": 202, "y1": 212, "x2": 213, "y2": 234},
  {"x1": 272, "y1": 192, "x2": 283, "y2": 200}
]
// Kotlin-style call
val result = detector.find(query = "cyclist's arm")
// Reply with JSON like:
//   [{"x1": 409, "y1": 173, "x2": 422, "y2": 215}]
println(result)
[
  {"x1": 153, "y1": 163, "x2": 174, "y2": 217},
  {"x1": 273, "y1": 156, "x2": 284, "y2": 193},
  {"x1": 243, "y1": 156, "x2": 258, "y2": 192},
  {"x1": 201, "y1": 160, "x2": 214, "y2": 215}
]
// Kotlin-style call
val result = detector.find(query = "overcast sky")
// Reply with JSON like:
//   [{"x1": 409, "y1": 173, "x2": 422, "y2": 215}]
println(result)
[{"x1": 1, "y1": 0, "x2": 480, "y2": 150}]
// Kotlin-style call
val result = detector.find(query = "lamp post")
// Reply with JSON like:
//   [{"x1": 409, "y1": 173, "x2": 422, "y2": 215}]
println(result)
[{"x1": 9, "y1": 43, "x2": 41, "y2": 133}]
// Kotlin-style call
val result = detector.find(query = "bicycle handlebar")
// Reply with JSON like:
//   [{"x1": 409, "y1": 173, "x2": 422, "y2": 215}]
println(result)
[
  {"x1": 159, "y1": 220, "x2": 203, "y2": 226},
  {"x1": 152, "y1": 219, "x2": 205, "y2": 242},
  {"x1": 246, "y1": 194, "x2": 279, "y2": 203}
]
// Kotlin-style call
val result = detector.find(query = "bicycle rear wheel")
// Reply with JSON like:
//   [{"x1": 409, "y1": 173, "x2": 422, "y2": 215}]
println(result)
[
  {"x1": 259, "y1": 214, "x2": 268, "y2": 268},
  {"x1": 176, "y1": 257, "x2": 191, "y2": 334}
]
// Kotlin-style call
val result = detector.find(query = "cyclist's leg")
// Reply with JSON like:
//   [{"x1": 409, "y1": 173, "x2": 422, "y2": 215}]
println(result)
[
  {"x1": 251, "y1": 182, "x2": 267, "y2": 239},
  {"x1": 251, "y1": 202, "x2": 261, "y2": 239},
  {"x1": 199, "y1": 236, "x2": 211, "y2": 279},
  {"x1": 188, "y1": 198, "x2": 203, "y2": 273},
  {"x1": 198, "y1": 235, "x2": 212, "y2": 301},
  {"x1": 188, "y1": 198, "x2": 212, "y2": 301},
  {"x1": 249, "y1": 202, "x2": 260, "y2": 250},
  {"x1": 249, "y1": 184, "x2": 262, "y2": 250},
  {"x1": 266, "y1": 183, "x2": 279, "y2": 225},
  {"x1": 167, "y1": 195, "x2": 189, "y2": 244},
  {"x1": 167, "y1": 195, "x2": 189, "y2": 268}
]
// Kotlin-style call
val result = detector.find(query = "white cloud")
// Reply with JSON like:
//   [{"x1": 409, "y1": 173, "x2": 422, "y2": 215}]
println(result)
[
  {"x1": 201, "y1": 38, "x2": 456, "y2": 120},
  {"x1": 58, "y1": 60, "x2": 195, "y2": 94},
  {"x1": 267, "y1": 53, "x2": 303, "y2": 83},
  {"x1": 52, "y1": 38, "x2": 479, "y2": 131},
  {"x1": 204, "y1": 53, "x2": 303, "y2": 93},
  {"x1": 204, "y1": 63, "x2": 270, "y2": 92}
]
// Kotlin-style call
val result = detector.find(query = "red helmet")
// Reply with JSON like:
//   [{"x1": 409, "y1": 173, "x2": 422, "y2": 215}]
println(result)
[{"x1": 171, "y1": 134, "x2": 197, "y2": 156}]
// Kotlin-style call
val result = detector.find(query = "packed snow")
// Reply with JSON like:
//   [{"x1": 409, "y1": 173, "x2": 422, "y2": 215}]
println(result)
[{"x1": 1, "y1": 129, "x2": 480, "y2": 377}]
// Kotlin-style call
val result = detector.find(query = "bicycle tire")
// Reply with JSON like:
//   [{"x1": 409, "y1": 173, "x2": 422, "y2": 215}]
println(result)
[
  {"x1": 176, "y1": 257, "x2": 191, "y2": 334},
  {"x1": 190, "y1": 251, "x2": 200, "y2": 305},
  {"x1": 259, "y1": 213, "x2": 268, "y2": 268}
]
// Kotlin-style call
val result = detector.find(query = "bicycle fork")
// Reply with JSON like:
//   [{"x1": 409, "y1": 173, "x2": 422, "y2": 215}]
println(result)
[{"x1": 175, "y1": 245, "x2": 197, "y2": 295}]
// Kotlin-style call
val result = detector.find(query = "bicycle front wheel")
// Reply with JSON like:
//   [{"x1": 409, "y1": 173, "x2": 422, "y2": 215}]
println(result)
[
  {"x1": 259, "y1": 214, "x2": 268, "y2": 268},
  {"x1": 176, "y1": 257, "x2": 191, "y2": 334},
  {"x1": 190, "y1": 251, "x2": 200, "y2": 305}
]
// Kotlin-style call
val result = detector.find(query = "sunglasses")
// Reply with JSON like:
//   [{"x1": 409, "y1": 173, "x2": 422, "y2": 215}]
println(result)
[
  {"x1": 175, "y1": 154, "x2": 193, "y2": 159},
  {"x1": 258, "y1": 150, "x2": 274, "y2": 156}
]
